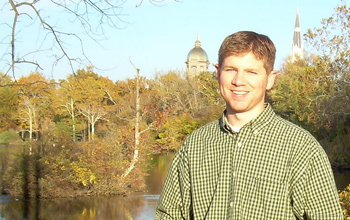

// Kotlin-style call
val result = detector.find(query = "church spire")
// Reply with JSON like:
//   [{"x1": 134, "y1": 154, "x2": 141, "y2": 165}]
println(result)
[{"x1": 291, "y1": 7, "x2": 304, "y2": 62}]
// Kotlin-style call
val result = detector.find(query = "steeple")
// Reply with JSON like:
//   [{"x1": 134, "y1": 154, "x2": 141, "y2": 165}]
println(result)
[{"x1": 291, "y1": 7, "x2": 304, "y2": 62}]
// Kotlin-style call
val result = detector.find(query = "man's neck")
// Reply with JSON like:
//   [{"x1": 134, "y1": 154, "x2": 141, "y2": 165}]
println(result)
[
  {"x1": 226, "y1": 107, "x2": 265, "y2": 128},
  {"x1": 226, "y1": 113, "x2": 253, "y2": 128}
]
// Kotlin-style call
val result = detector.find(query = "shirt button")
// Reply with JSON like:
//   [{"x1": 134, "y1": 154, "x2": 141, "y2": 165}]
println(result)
[
  {"x1": 237, "y1": 142, "x2": 242, "y2": 148},
  {"x1": 230, "y1": 202, "x2": 234, "y2": 207}
]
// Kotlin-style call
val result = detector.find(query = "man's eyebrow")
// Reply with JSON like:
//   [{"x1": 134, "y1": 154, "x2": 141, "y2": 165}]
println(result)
[
  {"x1": 245, "y1": 68, "x2": 260, "y2": 72},
  {"x1": 223, "y1": 66, "x2": 260, "y2": 72},
  {"x1": 222, "y1": 65, "x2": 235, "y2": 68}
]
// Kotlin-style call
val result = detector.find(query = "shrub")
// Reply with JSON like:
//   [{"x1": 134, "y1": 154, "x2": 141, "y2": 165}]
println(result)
[
  {"x1": 1, "y1": 139, "x2": 146, "y2": 198},
  {"x1": 339, "y1": 184, "x2": 350, "y2": 218},
  {"x1": 0, "y1": 130, "x2": 21, "y2": 145}
]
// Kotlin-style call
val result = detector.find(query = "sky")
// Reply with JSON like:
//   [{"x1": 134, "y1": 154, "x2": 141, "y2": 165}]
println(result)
[{"x1": 0, "y1": 0, "x2": 345, "y2": 82}]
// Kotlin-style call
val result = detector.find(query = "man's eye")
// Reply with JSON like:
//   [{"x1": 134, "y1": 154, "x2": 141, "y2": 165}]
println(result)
[{"x1": 225, "y1": 68, "x2": 235, "y2": 71}]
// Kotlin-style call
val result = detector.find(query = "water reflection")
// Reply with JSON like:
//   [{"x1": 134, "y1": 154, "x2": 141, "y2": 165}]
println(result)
[
  {"x1": 0, "y1": 194, "x2": 160, "y2": 220},
  {"x1": 333, "y1": 169, "x2": 350, "y2": 191},
  {"x1": 145, "y1": 153, "x2": 175, "y2": 195},
  {"x1": 0, "y1": 153, "x2": 175, "y2": 220},
  {"x1": 133, "y1": 194, "x2": 160, "y2": 219}
]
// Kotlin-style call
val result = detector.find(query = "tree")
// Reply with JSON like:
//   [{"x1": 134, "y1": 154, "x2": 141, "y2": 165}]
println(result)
[
  {"x1": 304, "y1": 2, "x2": 350, "y2": 133},
  {"x1": 153, "y1": 71, "x2": 192, "y2": 115},
  {"x1": 268, "y1": 3, "x2": 350, "y2": 168},
  {"x1": 0, "y1": 73, "x2": 18, "y2": 131},
  {"x1": 269, "y1": 56, "x2": 335, "y2": 139},
  {"x1": 121, "y1": 62, "x2": 156, "y2": 179},
  {"x1": 121, "y1": 67, "x2": 141, "y2": 178},
  {"x1": 55, "y1": 79, "x2": 80, "y2": 142},
  {"x1": 68, "y1": 68, "x2": 110, "y2": 142},
  {"x1": 16, "y1": 73, "x2": 54, "y2": 142},
  {"x1": 194, "y1": 71, "x2": 222, "y2": 107},
  {"x1": 150, "y1": 71, "x2": 222, "y2": 151},
  {"x1": 2, "y1": 0, "x2": 178, "y2": 79}
]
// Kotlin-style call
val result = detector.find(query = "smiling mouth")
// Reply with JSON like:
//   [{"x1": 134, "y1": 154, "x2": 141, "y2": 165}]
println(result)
[{"x1": 232, "y1": 91, "x2": 248, "y2": 96}]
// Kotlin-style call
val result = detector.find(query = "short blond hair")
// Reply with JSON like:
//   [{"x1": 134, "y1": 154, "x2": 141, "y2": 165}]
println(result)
[{"x1": 218, "y1": 31, "x2": 276, "y2": 73}]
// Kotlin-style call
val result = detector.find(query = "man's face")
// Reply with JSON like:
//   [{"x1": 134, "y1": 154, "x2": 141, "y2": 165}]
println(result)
[{"x1": 215, "y1": 52, "x2": 277, "y2": 117}]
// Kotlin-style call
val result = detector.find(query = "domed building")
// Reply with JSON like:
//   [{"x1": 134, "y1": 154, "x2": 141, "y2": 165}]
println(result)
[{"x1": 185, "y1": 35, "x2": 210, "y2": 78}]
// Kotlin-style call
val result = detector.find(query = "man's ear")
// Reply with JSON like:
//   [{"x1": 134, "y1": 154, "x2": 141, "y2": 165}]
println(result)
[
  {"x1": 215, "y1": 64, "x2": 220, "y2": 79},
  {"x1": 266, "y1": 70, "x2": 278, "y2": 90}
]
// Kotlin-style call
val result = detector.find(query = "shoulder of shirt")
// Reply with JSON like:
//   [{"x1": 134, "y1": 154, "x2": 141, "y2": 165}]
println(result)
[
  {"x1": 274, "y1": 114, "x2": 315, "y2": 138},
  {"x1": 189, "y1": 119, "x2": 221, "y2": 136},
  {"x1": 180, "y1": 119, "x2": 221, "y2": 145},
  {"x1": 272, "y1": 114, "x2": 325, "y2": 154}
]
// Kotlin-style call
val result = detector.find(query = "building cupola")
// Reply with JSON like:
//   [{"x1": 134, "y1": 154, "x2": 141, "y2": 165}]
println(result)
[{"x1": 185, "y1": 34, "x2": 210, "y2": 78}]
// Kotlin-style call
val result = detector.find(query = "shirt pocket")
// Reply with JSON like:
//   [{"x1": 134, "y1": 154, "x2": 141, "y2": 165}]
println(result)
[{"x1": 241, "y1": 176, "x2": 291, "y2": 219}]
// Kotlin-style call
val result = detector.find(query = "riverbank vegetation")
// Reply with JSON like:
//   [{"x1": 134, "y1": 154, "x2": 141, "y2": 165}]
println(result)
[
  {"x1": 1, "y1": 65, "x2": 350, "y2": 198},
  {"x1": 0, "y1": 70, "x2": 222, "y2": 199}
]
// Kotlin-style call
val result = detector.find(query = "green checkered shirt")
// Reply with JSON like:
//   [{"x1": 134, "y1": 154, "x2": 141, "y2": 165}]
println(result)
[{"x1": 155, "y1": 104, "x2": 343, "y2": 219}]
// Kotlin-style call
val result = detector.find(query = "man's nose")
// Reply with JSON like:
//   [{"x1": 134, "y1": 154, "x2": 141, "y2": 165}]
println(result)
[{"x1": 232, "y1": 71, "x2": 246, "y2": 86}]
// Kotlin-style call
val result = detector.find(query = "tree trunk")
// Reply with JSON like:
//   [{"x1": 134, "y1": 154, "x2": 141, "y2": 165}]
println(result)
[
  {"x1": 122, "y1": 68, "x2": 141, "y2": 178},
  {"x1": 91, "y1": 119, "x2": 95, "y2": 141},
  {"x1": 70, "y1": 98, "x2": 76, "y2": 142}
]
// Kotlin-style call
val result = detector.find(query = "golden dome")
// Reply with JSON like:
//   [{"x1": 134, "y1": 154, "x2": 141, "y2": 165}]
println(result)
[{"x1": 186, "y1": 35, "x2": 209, "y2": 62}]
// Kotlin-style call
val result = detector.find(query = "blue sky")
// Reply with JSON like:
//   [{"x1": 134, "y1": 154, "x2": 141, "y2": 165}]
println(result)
[{"x1": 0, "y1": 0, "x2": 344, "y2": 81}]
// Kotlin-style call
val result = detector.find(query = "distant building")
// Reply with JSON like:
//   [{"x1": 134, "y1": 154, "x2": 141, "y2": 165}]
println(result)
[
  {"x1": 185, "y1": 35, "x2": 210, "y2": 78},
  {"x1": 291, "y1": 8, "x2": 304, "y2": 62}
]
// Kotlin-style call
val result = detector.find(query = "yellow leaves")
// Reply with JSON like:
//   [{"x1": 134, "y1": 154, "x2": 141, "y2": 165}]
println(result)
[
  {"x1": 90, "y1": 173, "x2": 96, "y2": 185},
  {"x1": 339, "y1": 184, "x2": 350, "y2": 218},
  {"x1": 70, "y1": 160, "x2": 97, "y2": 187}
]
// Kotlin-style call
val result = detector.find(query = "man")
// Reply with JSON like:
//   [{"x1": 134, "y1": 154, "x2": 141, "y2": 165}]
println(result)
[{"x1": 155, "y1": 31, "x2": 342, "y2": 219}]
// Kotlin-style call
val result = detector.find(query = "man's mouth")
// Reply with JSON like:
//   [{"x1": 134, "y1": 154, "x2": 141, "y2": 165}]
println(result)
[{"x1": 232, "y1": 91, "x2": 248, "y2": 96}]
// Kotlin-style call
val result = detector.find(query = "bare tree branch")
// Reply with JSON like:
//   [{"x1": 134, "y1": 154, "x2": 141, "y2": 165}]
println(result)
[{"x1": 3, "y1": 0, "x2": 177, "y2": 79}]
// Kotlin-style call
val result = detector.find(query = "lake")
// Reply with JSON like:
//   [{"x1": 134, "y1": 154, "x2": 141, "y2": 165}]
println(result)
[{"x1": 1, "y1": 152, "x2": 349, "y2": 220}]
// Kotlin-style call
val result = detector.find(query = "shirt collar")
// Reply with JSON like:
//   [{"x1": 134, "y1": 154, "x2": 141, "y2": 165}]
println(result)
[{"x1": 220, "y1": 103, "x2": 276, "y2": 134}]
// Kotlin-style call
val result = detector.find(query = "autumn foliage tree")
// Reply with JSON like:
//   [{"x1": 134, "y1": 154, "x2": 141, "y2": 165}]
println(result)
[
  {"x1": 0, "y1": 73, "x2": 18, "y2": 132},
  {"x1": 16, "y1": 73, "x2": 54, "y2": 142},
  {"x1": 270, "y1": 57, "x2": 335, "y2": 139},
  {"x1": 269, "y1": 2, "x2": 350, "y2": 169},
  {"x1": 0, "y1": 67, "x2": 224, "y2": 198},
  {"x1": 304, "y1": 3, "x2": 350, "y2": 134}
]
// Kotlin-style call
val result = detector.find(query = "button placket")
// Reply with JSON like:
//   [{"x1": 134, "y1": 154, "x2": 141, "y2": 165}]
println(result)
[
  {"x1": 232, "y1": 130, "x2": 248, "y2": 217},
  {"x1": 228, "y1": 134, "x2": 238, "y2": 218}
]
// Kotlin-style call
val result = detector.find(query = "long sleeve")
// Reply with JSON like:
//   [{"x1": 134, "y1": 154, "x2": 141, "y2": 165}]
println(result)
[
  {"x1": 292, "y1": 143, "x2": 343, "y2": 219},
  {"x1": 155, "y1": 147, "x2": 192, "y2": 219}
]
